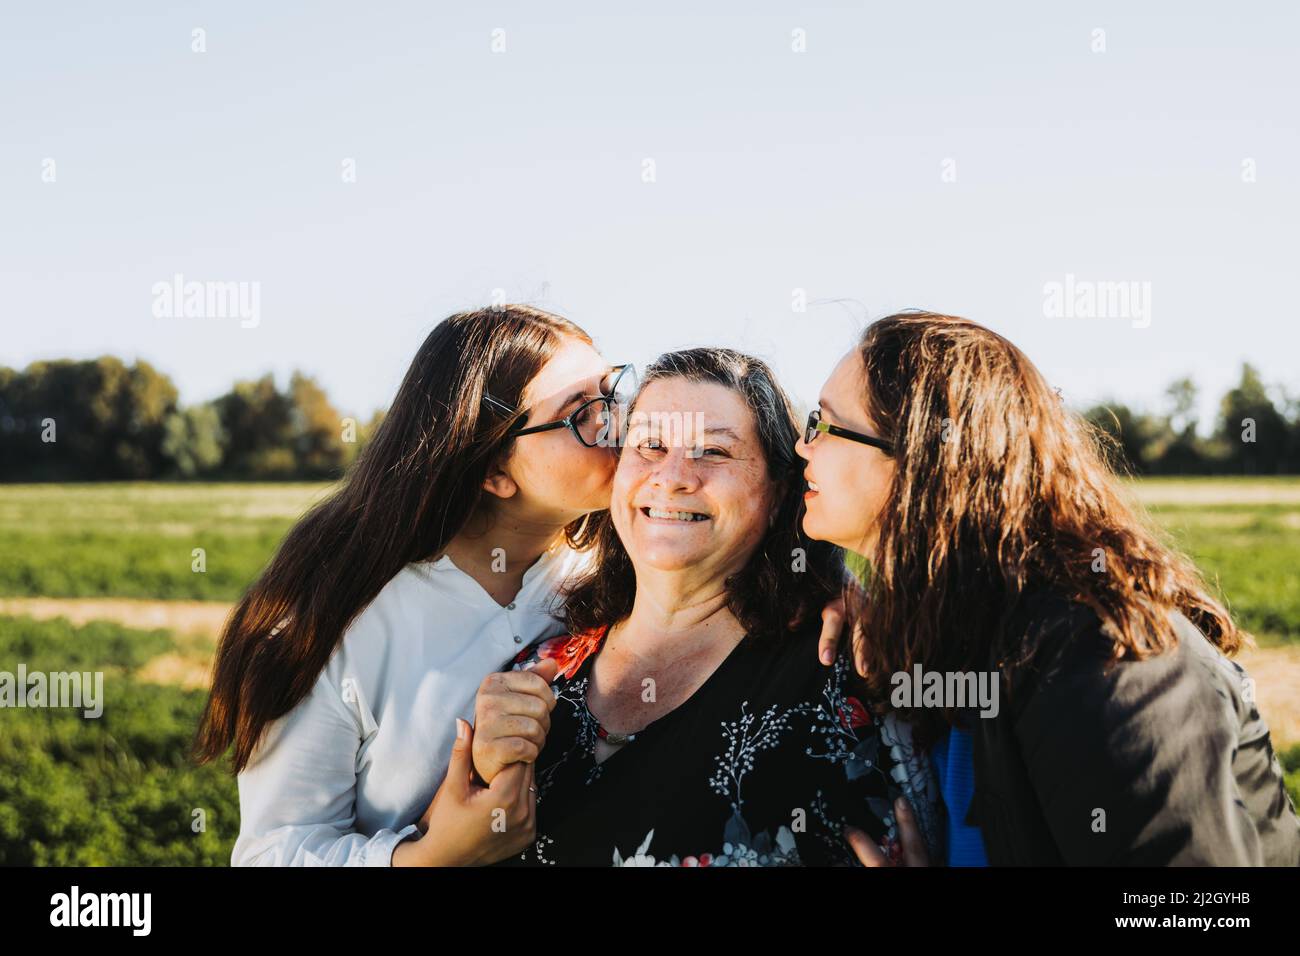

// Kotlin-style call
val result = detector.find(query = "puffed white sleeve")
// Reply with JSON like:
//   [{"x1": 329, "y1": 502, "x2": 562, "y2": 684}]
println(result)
[{"x1": 230, "y1": 660, "x2": 421, "y2": 867}]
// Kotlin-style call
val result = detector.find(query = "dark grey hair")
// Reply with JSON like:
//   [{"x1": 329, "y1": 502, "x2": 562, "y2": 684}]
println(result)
[
  {"x1": 562, "y1": 347, "x2": 843, "y2": 640},
  {"x1": 638, "y1": 348, "x2": 799, "y2": 479}
]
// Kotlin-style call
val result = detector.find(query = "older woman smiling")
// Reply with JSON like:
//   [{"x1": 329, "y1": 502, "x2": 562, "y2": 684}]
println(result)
[{"x1": 465, "y1": 348, "x2": 940, "y2": 867}]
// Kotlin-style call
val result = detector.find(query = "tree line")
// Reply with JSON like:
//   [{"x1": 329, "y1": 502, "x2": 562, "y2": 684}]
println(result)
[
  {"x1": 0, "y1": 357, "x2": 1296, "y2": 480},
  {"x1": 0, "y1": 357, "x2": 382, "y2": 481},
  {"x1": 1082, "y1": 365, "x2": 1300, "y2": 476}
]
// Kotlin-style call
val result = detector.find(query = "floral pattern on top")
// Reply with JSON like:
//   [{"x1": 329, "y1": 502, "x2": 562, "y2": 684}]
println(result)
[{"x1": 499, "y1": 624, "x2": 942, "y2": 867}]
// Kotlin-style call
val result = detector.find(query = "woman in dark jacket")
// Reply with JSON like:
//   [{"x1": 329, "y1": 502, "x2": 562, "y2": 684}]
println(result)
[{"x1": 795, "y1": 310, "x2": 1299, "y2": 866}]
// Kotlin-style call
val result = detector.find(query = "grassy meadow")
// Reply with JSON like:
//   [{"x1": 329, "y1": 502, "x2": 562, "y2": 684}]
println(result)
[
  {"x1": 1131, "y1": 477, "x2": 1300, "y2": 645},
  {"x1": 0, "y1": 478, "x2": 1297, "y2": 864},
  {"x1": 0, "y1": 483, "x2": 332, "y2": 601}
]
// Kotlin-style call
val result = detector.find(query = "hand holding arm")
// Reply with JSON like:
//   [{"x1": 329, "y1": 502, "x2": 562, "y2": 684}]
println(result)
[
  {"x1": 393, "y1": 718, "x2": 537, "y2": 866},
  {"x1": 470, "y1": 658, "x2": 559, "y2": 785}
]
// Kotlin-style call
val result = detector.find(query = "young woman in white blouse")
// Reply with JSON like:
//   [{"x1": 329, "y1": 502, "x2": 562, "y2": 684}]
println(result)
[{"x1": 193, "y1": 305, "x2": 636, "y2": 866}]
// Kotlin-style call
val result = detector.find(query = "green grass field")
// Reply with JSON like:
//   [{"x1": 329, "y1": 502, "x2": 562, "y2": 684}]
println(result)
[
  {"x1": 1, "y1": 478, "x2": 1296, "y2": 642},
  {"x1": 0, "y1": 616, "x2": 237, "y2": 864},
  {"x1": 0, "y1": 483, "x2": 331, "y2": 601},
  {"x1": 1130, "y1": 477, "x2": 1300, "y2": 646},
  {"x1": 0, "y1": 478, "x2": 1297, "y2": 864}
]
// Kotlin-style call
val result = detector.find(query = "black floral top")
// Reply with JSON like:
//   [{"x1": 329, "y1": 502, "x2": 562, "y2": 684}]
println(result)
[{"x1": 494, "y1": 623, "x2": 941, "y2": 867}]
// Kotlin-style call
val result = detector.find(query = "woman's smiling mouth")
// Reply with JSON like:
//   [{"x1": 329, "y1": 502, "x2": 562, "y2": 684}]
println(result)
[{"x1": 641, "y1": 506, "x2": 711, "y2": 523}]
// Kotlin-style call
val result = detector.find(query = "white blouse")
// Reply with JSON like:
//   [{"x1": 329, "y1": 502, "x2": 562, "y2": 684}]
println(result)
[{"x1": 231, "y1": 544, "x2": 589, "y2": 866}]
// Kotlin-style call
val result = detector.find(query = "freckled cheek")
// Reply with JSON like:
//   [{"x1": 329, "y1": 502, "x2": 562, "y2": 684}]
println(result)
[
  {"x1": 522, "y1": 440, "x2": 578, "y2": 487},
  {"x1": 716, "y1": 476, "x2": 770, "y2": 544},
  {"x1": 610, "y1": 467, "x2": 643, "y2": 532},
  {"x1": 612, "y1": 459, "x2": 644, "y2": 499}
]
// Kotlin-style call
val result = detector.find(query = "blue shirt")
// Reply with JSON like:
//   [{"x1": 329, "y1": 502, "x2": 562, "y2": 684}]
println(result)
[{"x1": 930, "y1": 726, "x2": 989, "y2": 867}]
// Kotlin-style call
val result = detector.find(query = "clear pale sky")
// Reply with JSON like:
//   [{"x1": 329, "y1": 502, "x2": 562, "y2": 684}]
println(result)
[{"x1": 2, "y1": 1, "x2": 1296, "y2": 431}]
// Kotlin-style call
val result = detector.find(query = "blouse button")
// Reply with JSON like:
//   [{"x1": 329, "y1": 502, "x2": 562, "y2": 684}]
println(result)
[
  {"x1": 506, "y1": 602, "x2": 516, "y2": 611},
  {"x1": 513, "y1": 635, "x2": 523, "y2": 644}
]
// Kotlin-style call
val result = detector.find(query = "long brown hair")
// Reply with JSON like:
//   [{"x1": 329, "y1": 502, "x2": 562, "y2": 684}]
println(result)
[
  {"x1": 194, "y1": 306, "x2": 597, "y2": 772},
  {"x1": 848, "y1": 311, "x2": 1244, "y2": 741},
  {"x1": 564, "y1": 347, "x2": 843, "y2": 640}
]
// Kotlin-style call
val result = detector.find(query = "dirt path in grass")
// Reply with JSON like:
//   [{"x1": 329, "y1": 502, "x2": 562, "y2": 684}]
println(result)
[
  {"x1": 0, "y1": 596, "x2": 233, "y2": 638},
  {"x1": 0, "y1": 597, "x2": 232, "y2": 691},
  {"x1": 3, "y1": 596, "x2": 1298, "y2": 746},
  {"x1": 1239, "y1": 643, "x2": 1300, "y2": 749}
]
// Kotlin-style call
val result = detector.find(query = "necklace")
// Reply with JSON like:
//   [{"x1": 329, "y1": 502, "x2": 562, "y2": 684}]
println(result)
[
  {"x1": 584, "y1": 692, "x2": 638, "y2": 745},
  {"x1": 593, "y1": 721, "x2": 637, "y2": 746}
]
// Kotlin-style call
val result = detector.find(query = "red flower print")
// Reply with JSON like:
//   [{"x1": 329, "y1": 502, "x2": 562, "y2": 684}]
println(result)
[
  {"x1": 538, "y1": 627, "x2": 608, "y2": 680},
  {"x1": 838, "y1": 696, "x2": 870, "y2": 730}
]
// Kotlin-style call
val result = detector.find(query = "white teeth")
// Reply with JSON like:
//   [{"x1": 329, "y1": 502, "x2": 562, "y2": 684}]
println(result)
[
  {"x1": 646, "y1": 508, "x2": 709, "y2": 522},
  {"x1": 807, "y1": 481, "x2": 820, "y2": 492}
]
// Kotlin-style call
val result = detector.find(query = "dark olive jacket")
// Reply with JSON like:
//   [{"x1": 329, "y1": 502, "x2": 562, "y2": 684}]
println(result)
[{"x1": 967, "y1": 592, "x2": 1300, "y2": 866}]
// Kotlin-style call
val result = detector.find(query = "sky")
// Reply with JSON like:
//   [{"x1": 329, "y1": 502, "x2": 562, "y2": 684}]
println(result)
[{"x1": 2, "y1": 1, "x2": 1297, "y2": 432}]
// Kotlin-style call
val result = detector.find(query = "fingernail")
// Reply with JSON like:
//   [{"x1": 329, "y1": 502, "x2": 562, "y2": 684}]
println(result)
[
  {"x1": 820, "y1": 649, "x2": 833, "y2": 665},
  {"x1": 455, "y1": 718, "x2": 467, "y2": 740},
  {"x1": 895, "y1": 796, "x2": 910, "y2": 818}
]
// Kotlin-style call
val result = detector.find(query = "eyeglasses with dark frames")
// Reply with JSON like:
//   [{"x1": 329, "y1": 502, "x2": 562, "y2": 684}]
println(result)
[
  {"x1": 482, "y1": 363, "x2": 637, "y2": 448},
  {"x1": 804, "y1": 408, "x2": 894, "y2": 455}
]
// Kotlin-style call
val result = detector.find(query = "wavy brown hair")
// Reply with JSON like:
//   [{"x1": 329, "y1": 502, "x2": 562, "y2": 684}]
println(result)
[
  {"x1": 848, "y1": 311, "x2": 1245, "y2": 741},
  {"x1": 564, "y1": 347, "x2": 843, "y2": 640},
  {"x1": 194, "y1": 305, "x2": 599, "y2": 773}
]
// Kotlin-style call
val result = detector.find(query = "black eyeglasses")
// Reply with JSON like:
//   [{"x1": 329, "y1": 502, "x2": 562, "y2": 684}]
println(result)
[
  {"x1": 483, "y1": 364, "x2": 637, "y2": 448},
  {"x1": 804, "y1": 409, "x2": 894, "y2": 455}
]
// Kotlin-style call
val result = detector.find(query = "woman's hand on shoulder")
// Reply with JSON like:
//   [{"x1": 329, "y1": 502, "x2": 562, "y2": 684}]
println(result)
[{"x1": 817, "y1": 593, "x2": 869, "y2": 676}]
